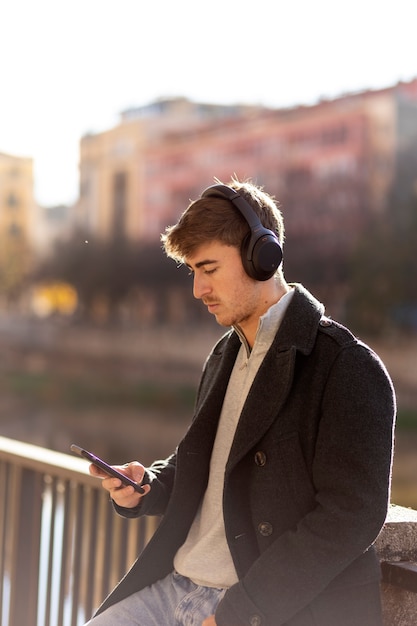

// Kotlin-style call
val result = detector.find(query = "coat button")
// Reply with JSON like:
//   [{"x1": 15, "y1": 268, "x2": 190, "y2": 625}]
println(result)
[
  {"x1": 254, "y1": 451, "x2": 267, "y2": 466},
  {"x1": 258, "y1": 521, "x2": 273, "y2": 537},
  {"x1": 250, "y1": 616, "x2": 262, "y2": 626}
]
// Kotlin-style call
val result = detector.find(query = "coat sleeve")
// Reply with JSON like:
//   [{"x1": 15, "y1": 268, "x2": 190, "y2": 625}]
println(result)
[
  {"x1": 216, "y1": 342, "x2": 396, "y2": 625},
  {"x1": 113, "y1": 452, "x2": 178, "y2": 518}
]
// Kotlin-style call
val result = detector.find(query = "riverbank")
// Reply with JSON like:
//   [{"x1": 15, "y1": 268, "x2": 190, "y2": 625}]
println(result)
[{"x1": 0, "y1": 317, "x2": 415, "y2": 506}]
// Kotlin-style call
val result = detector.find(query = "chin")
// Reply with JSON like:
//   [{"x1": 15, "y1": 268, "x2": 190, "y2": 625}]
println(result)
[{"x1": 216, "y1": 316, "x2": 235, "y2": 328}]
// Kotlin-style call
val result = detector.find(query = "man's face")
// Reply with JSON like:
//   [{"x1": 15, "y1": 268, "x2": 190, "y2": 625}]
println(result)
[{"x1": 185, "y1": 241, "x2": 265, "y2": 331}]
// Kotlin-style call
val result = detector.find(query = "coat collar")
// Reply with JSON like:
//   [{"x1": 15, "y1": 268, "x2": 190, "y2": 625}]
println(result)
[{"x1": 276, "y1": 283, "x2": 325, "y2": 355}]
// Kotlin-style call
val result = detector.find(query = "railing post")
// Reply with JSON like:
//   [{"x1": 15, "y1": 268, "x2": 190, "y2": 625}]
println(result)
[{"x1": 8, "y1": 467, "x2": 43, "y2": 626}]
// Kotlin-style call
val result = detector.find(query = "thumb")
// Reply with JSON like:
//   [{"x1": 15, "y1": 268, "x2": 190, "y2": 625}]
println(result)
[{"x1": 126, "y1": 460, "x2": 146, "y2": 484}]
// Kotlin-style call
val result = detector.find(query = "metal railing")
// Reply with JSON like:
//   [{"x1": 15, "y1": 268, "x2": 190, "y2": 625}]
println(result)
[
  {"x1": 2, "y1": 436, "x2": 417, "y2": 626},
  {"x1": 0, "y1": 436, "x2": 158, "y2": 626}
]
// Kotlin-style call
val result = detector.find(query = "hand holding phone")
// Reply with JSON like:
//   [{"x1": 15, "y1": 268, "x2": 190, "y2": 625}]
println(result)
[{"x1": 70, "y1": 444, "x2": 145, "y2": 495}]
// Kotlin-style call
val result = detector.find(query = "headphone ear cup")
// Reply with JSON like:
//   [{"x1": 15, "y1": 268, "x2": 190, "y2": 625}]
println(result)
[
  {"x1": 240, "y1": 232, "x2": 256, "y2": 279},
  {"x1": 241, "y1": 231, "x2": 283, "y2": 281}
]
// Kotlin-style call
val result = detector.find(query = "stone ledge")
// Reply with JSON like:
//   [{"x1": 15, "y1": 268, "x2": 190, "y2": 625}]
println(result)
[
  {"x1": 376, "y1": 504, "x2": 417, "y2": 626},
  {"x1": 376, "y1": 504, "x2": 417, "y2": 562}
]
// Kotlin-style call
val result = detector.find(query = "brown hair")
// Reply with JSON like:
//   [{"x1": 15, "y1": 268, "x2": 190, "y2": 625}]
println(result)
[{"x1": 161, "y1": 177, "x2": 285, "y2": 263}]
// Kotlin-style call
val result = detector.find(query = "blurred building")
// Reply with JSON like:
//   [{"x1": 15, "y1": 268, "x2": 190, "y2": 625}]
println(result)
[
  {"x1": 0, "y1": 152, "x2": 36, "y2": 305},
  {"x1": 0, "y1": 151, "x2": 34, "y2": 245},
  {"x1": 31, "y1": 203, "x2": 75, "y2": 259},
  {"x1": 77, "y1": 79, "x2": 417, "y2": 252},
  {"x1": 76, "y1": 97, "x2": 268, "y2": 240},
  {"x1": 74, "y1": 79, "x2": 417, "y2": 321}
]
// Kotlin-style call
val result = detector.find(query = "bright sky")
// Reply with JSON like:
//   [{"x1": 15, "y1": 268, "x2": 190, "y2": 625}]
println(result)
[{"x1": 1, "y1": 0, "x2": 416, "y2": 206}]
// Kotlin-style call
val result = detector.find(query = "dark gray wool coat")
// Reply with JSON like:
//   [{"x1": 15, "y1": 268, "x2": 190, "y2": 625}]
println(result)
[{"x1": 96, "y1": 284, "x2": 396, "y2": 626}]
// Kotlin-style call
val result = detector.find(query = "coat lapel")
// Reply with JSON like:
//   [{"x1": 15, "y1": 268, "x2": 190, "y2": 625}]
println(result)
[
  {"x1": 227, "y1": 345, "x2": 297, "y2": 469},
  {"x1": 178, "y1": 331, "x2": 241, "y2": 458},
  {"x1": 226, "y1": 284, "x2": 324, "y2": 469}
]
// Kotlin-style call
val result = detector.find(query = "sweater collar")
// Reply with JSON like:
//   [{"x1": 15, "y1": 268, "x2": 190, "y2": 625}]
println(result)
[{"x1": 233, "y1": 288, "x2": 295, "y2": 358}]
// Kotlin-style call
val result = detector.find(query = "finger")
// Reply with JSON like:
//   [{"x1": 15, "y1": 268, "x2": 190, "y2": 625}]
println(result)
[
  {"x1": 123, "y1": 461, "x2": 146, "y2": 484},
  {"x1": 112, "y1": 481, "x2": 151, "y2": 508},
  {"x1": 89, "y1": 463, "x2": 109, "y2": 479},
  {"x1": 113, "y1": 484, "x2": 147, "y2": 508},
  {"x1": 102, "y1": 476, "x2": 124, "y2": 492}
]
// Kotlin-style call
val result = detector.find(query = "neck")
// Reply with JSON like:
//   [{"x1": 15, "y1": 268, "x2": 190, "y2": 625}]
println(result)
[{"x1": 238, "y1": 278, "x2": 290, "y2": 348}]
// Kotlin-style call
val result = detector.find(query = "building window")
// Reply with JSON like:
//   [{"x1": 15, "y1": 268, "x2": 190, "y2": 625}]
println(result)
[
  {"x1": 113, "y1": 171, "x2": 128, "y2": 237},
  {"x1": 7, "y1": 192, "x2": 19, "y2": 208},
  {"x1": 321, "y1": 125, "x2": 347, "y2": 145},
  {"x1": 8, "y1": 222, "x2": 22, "y2": 237}
]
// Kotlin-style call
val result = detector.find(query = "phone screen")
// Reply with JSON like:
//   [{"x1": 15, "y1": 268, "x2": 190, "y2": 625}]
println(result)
[{"x1": 70, "y1": 444, "x2": 145, "y2": 494}]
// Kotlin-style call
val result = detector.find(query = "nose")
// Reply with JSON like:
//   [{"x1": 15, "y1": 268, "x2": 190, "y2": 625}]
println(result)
[{"x1": 193, "y1": 272, "x2": 211, "y2": 300}]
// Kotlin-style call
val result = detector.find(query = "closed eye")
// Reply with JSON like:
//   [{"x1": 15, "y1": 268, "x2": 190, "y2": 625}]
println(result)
[{"x1": 186, "y1": 265, "x2": 217, "y2": 276}]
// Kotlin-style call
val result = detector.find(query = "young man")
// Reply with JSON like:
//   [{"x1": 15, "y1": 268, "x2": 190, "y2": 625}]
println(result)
[{"x1": 86, "y1": 179, "x2": 396, "y2": 626}]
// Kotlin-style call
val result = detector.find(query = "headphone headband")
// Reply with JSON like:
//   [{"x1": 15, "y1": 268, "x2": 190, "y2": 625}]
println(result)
[{"x1": 201, "y1": 184, "x2": 261, "y2": 230}]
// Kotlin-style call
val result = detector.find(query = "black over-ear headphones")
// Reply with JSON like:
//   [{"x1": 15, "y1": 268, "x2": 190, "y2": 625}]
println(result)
[{"x1": 201, "y1": 184, "x2": 283, "y2": 281}]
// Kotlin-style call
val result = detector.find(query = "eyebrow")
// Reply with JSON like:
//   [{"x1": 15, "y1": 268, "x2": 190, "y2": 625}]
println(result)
[
  {"x1": 196, "y1": 258, "x2": 218, "y2": 268},
  {"x1": 187, "y1": 258, "x2": 218, "y2": 270}
]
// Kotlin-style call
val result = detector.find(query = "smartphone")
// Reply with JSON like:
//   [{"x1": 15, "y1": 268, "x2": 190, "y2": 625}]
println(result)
[{"x1": 70, "y1": 443, "x2": 145, "y2": 494}]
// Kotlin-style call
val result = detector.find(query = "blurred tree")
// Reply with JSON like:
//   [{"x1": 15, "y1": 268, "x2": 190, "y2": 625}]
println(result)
[
  {"x1": 347, "y1": 145, "x2": 417, "y2": 335},
  {"x1": 32, "y1": 233, "x2": 198, "y2": 324},
  {"x1": 0, "y1": 230, "x2": 30, "y2": 306}
]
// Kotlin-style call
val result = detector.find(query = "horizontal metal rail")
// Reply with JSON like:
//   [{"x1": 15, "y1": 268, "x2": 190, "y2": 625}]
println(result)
[{"x1": 0, "y1": 436, "x2": 158, "y2": 626}]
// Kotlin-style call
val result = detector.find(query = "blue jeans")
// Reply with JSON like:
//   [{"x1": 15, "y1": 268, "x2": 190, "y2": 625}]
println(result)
[{"x1": 85, "y1": 571, "x2": 226, "y2": 626}]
